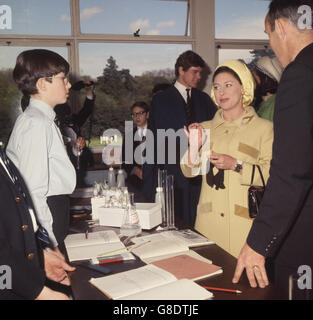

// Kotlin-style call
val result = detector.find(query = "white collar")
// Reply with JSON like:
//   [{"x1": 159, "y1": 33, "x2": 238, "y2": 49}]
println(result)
[
  {"x1": 28, "y1": 98, "x2": 56, "y2": 121},
  {"x1": 174, "y1": 81, "x2": 191, "y2": 102}
]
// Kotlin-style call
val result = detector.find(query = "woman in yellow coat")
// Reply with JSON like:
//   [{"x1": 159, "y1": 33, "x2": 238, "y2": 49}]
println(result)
[{"x1": 181, "y1": 60, "x2": 273, "y2": 257}]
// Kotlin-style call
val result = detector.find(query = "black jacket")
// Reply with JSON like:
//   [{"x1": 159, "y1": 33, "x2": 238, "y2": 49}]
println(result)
[
  {"x1": 0, "y1": 159, "x2": 45, "y2": 300},
  {"x1": 247, "y1": 43, "x2": 313, "y2": 269}
]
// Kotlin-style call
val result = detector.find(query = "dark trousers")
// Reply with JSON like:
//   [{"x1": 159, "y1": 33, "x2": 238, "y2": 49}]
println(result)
[
  {"x1": 47, "y1": 194, "x2": 70, "y2": 254},
  {"x1": 46, "y1": 194, "x2": 72, "y2": 296}
]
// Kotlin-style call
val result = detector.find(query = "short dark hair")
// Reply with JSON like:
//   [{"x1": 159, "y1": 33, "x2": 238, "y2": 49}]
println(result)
[
  {"x1": 130, "y1": 101, "x2": 150, "y2": 113},
  {"x1": 13, "y1": 49, "x2": 69, "y2": 97},
  {"x1": 268, "y1": 0, "x2": 313, "y2": 31},
  {"x1": 254, "y1": 68, "x2": 279, "y2": 95},
  {"x1": 174, "y1": 50, "x2": 206, "y2": 78},
  {"x1": 212, "y1": 66, "x2": 242, "y2": 85}
]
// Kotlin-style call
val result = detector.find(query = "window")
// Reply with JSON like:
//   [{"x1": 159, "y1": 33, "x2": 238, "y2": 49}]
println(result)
[
  {"x1": 0, "y1": 0, "x2": 206, "y2": 149},
  {"x1": 80, "y1": 0, "x2": 190, "y2": 36},
  {"x1": 215, "y1": 0, "x2": 269, "y2": 39},
  {"x1": 78, "y1": 42, "x2": 191, "y2": 144},
  {"x1": 0, "y1": 0, "x2": 71, "y2": 35}
]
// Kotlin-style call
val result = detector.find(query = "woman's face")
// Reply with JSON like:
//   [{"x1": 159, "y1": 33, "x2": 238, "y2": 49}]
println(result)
[{"x1": 213, "y1": 72, "x2": 243, "y2": 112}]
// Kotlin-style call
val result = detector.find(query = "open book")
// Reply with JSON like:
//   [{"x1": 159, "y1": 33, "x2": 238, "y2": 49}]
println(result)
[
  {"x1": 132, "y1": 229, "x2": 214, "y2": 248},
  {"x1": 64, "y1": 230, "x2": 134, "y2": 262},
  {"x1": 89, "y1": 264, "x2": 213, "y2": 300}
]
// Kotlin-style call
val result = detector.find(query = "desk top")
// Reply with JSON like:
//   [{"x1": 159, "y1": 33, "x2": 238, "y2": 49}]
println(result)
[{"x1": 68, "y1": 220, "x2": 286, "y2": 300}]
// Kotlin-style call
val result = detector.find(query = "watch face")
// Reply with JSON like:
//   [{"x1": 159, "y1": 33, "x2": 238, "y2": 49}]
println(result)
[{"x1": 235, "y1": 164, "x2": 243, "y2": 172}]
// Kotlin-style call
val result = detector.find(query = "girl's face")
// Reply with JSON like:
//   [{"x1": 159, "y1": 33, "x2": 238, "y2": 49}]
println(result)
[{"x1": 213, "y1": 72, "x2": 243, "y2": 112}]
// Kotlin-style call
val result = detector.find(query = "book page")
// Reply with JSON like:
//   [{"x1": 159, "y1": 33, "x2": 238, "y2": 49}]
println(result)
[
  {"x1": 67, "y1": 241, "x2": 126, "y2": 262},
  {"x1": 165, "y1": 229, "x2": 215, "y2": 247},
  {"x1": 132, "y1": 230, "x2": 214, "y2": 248},
  {"x1": 143, "y1": 250, "x2": 212, "y2": 265},
  {"x1": 65, "y1": 230, "x2": 120, "y2": 248},
  {"x1": 150, "y1": 254, "x2": 222, "y2": 281},
  {"x1": 119, "y1": 278, "x2": 213, "y2": 300},
  {"x1": 89, "y1": 264, "x2": 177, "y2": 299},
  {"x1": 131, "y1": 239, "x2": 189, "y2": 260}
]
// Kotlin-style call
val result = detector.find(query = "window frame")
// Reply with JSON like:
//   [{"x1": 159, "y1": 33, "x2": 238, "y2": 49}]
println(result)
[{"x1": 0, "y1": 0, "x2": 271, "y2": 91}]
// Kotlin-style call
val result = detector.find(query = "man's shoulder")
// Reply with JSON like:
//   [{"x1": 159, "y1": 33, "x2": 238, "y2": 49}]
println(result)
[{"x1": 151, "y1": 85, "x2": 180, "y2": 106}]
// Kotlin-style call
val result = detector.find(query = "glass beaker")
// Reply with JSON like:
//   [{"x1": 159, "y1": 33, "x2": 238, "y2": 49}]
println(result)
[{"x1": 120, "y1": 192, "x2": 142, "y2": 237}]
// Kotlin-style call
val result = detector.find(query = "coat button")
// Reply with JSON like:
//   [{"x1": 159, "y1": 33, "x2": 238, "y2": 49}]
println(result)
[
  {"x1": 15, "y1": 197, "x2": 21, "y2": 203},
  {"x1": 27, "y1": 253, "x2": 35, "y2": 260},
  {"x1": 21, "y1": 225, "x2": 28, "y2": 231},
  {"x1": 220, "y1": 213, "x2": 224, "y2": 217}
]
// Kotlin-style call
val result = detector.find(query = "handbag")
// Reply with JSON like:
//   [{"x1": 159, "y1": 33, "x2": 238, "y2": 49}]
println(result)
[{"x1": 248, "y1": 164, "x2": 265, "y2": 218}]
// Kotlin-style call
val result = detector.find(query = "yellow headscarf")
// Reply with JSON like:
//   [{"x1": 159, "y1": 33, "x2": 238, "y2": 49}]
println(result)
[{"x1": 210, "y1": 60, "x2": 255, "y2": 108}]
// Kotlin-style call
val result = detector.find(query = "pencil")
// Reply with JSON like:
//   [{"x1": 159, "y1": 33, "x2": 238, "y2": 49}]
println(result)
[
  {"x1": 202, "y1": 286, "x2": 242, "y2": 294},
  {"x1": 98, "y1": 258, "x2": 123, "y2": 264}
]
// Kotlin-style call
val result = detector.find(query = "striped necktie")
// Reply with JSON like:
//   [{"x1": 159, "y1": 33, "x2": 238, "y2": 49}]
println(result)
[
  {"x1": 0, "y1": 145, "x2": 52, "y2": 249},
  {"x1": 185, "y1": 88, "x2": 192, "y2": 125}
]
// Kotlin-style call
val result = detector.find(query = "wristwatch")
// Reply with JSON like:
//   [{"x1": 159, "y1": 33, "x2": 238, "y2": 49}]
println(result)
[{"x1": 234, "y1": 159, "x2": 243, "y2": 172}]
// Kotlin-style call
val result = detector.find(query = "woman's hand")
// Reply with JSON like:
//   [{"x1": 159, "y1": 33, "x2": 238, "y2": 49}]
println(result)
[
  {"x1": 210, "y1": 151, "x2": 237, "y2": 170},
  {"x1": 184, "y1": 123, "x2": 205, "y2": 166},
  {"x1": 184, "y1": 123, "x2": 205, "y2": 151}
]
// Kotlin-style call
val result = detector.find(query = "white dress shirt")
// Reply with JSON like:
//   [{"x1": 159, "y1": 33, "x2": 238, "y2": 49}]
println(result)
[
  {"x1": 6, "y1": 98, "x2": 76, "y2": 247},
  {"x1": 174, "y1": 81, "x2": 191, "y2": 103}
]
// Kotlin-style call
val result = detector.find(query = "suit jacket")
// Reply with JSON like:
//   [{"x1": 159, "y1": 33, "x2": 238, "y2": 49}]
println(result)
[
  {"x1": 0, "y1": 159, "x2": 45, "y2": 300},
  {"x1": 143, "y1": 85, "x2": 216, "y2": 226},
  {"x1": 122, "y1": 126, "x2": 146, "y2": 199},
  {"x1": 247, "y1": 43, "x2": 313, "y2": 288}
]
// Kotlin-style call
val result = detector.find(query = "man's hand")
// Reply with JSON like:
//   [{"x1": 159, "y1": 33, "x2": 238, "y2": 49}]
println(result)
[
  {"x1": 74, "y1": 137, "x2": 85, "y2": 153},
  {"x1": 232, "y1": 242, "x2": 269, "y2": 288},
  {"x1": 135, "y1": 167, "x2": 143, "y2": 180},
  {"x1": 44, "y1": 249, "x2": 76, "y2": 286},
  {"x1": 35, "y1": 286, "x2": 70, "y2": 300}
]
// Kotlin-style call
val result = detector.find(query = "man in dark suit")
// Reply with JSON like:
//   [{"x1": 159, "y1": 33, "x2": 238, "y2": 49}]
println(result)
[
  {"x1": 122, "y1": 101, "x2": 149, "y2": 201},
  {"x1": 143, "y1": 50, "x2": 217, "y2": 226},
  {"x1": 233, "y1": 0, "x2": 313, "y2": 300},
  {"x1": 0, "y1": 143, "x2": 75, "y2": 299}
]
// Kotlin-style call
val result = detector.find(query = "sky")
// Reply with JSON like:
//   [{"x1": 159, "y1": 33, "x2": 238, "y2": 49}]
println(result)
[{"x1": 0, "y1": 0, "x2": 270, "y2": 77}]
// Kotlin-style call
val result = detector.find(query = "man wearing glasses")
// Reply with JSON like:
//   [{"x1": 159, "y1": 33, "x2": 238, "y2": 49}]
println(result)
[{"x1": 122, "y1": 101, "x2": 149, "y2": 200}]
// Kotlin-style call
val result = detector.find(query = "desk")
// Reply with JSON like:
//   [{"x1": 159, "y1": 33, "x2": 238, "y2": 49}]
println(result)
[{"x1": 68, "y1": 219, "x2": 286, "y2": 300}]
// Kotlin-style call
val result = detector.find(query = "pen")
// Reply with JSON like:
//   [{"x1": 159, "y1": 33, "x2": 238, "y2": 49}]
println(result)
[{"x1": 202, "y1": 286, "x2": 242, "y2": 294}]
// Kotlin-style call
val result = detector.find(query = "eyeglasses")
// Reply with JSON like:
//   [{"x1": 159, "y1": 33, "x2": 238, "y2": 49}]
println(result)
[
  {"x1": 131, "y1": 111, "x2": 147, "y2": 117},
  {"x1": 45, "y1": 75, "x2": 69, "y2": 85}
]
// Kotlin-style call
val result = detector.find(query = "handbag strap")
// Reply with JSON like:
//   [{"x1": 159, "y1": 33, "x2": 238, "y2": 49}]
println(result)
[{"x1": 250, "y1": 164, "x2": 266, "y2": 187}]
